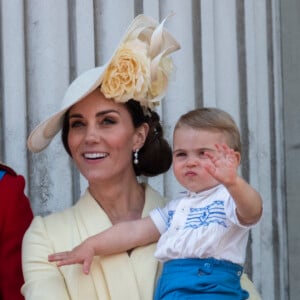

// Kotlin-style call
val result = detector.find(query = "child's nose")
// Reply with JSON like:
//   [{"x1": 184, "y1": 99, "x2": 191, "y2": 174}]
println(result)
[{"x1": 186, "y1": 156, "x2": 198, "y2": 167}]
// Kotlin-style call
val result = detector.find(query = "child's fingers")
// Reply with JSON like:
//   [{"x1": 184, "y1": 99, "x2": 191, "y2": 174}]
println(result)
[
  {"x1": 203, "y1": 162, "x2": 216, "y2": 177},
  {"x1": 216, "y1": 143, "x2": 235, "y2": 157},
  {"x1": 82, "y1": 257, "x2": 93, "y2": 275},
  {"x1": 56, "y1": 256, "x2": 80, "y2": 267},
  {"x1": 48, "y1": 252, "x2": 69, "y2": 262},
  {"x1": 48, "y1": 251, "x2": 83, "y2": 267},
  {"x1": 204, "y1": 149, "x2": 218, "y2": 164}
]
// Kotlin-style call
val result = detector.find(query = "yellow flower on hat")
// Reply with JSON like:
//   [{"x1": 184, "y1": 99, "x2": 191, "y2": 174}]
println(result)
[
  {"x1": 101, "y1": 39, "x2": 151, "y2": 104},
  {"x1": 100, "y1": 14, "x2": 180, "y2": 109}
]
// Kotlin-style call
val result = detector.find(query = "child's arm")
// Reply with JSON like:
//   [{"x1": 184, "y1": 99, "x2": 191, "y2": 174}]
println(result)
[
  {"x1": 204, "y1": 144, "x2": 263, "y2": 225},
  {"x1": 48, "y1": 216, "x2": 160, "y2": 274}
]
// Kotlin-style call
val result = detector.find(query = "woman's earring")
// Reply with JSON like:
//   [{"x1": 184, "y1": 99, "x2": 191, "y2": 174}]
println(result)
[{"x1": 134, "y1": 149, "x2": 139, "y2": 165}]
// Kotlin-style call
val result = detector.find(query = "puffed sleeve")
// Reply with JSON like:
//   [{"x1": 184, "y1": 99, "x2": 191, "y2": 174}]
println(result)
[
  {"x1": 21, "y1": 217, "x2": 71, "y2": 300},
  {"x1": 0, "y1": 172, "x2": 33, "y2": 300}
]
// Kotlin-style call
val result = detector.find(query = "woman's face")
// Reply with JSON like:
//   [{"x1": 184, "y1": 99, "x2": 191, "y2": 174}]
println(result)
[{"x1": 67, "y1": 89, "x2": 143, "y2": 184}]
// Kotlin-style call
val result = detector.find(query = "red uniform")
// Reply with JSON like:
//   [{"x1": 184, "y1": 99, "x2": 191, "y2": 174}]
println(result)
[{"x1": 0, "y1": 163, "x2": 33, "y2": 300}]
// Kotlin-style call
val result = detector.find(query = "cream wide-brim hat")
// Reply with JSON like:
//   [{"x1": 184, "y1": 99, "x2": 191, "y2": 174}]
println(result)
[{"x1": 27, "y1": 14, "x2": 180, "y2": 153}]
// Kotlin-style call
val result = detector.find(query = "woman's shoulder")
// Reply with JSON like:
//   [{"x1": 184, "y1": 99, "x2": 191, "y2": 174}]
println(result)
[
  {"x1": 30, "y1": 191, "x2": 91, "y2": 230},
  {"x1": 23, "y1": 206, "x2": 81, "y2": 257},
  {"x1": 35, "y1": 205, "x2": 76, "y2": 227},
  {"x1": 25, "y1": 206, "x2": 77, "y2": 248}
]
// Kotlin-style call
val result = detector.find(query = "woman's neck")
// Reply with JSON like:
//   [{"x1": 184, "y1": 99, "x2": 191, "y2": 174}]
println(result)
[{"x1": 88, "y1": 179, "x2": 145, "y2": 224}]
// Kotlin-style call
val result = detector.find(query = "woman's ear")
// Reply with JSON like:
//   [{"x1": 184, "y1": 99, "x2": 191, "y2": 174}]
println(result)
[{"x1": 133, "y1": 123, "x2": 149, "y2": 150}]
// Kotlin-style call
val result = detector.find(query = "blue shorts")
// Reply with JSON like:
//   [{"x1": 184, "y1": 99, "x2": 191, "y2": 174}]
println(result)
[{"x1": 154, "y1": 258, "x2": 249, "y2": 300}]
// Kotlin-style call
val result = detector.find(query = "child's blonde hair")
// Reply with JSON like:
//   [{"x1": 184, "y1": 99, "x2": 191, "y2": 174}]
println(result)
[{"x1": 174, "y1": 107, "x2": 242, "y2": 154}]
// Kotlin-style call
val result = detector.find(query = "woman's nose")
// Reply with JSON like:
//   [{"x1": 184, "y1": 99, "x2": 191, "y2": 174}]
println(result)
[{"x1": 84, "y1": 126, "x2": 100, "y2": 143}]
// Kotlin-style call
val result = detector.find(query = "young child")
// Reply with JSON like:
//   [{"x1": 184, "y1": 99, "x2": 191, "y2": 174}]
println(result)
[{"x1": 49, "y1": 107, "x2": 263, "y2": 299}]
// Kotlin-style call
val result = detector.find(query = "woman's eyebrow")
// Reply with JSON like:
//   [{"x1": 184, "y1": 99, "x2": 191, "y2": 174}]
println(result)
[
  {"x1": 69, "y1": 109, "x2": 120, "y2": 119},
  {"x1": 95, "y1": 109, "x2": 120, "y2": 117},
  {"x1": 69, "y1": 113, "x2": 83, "y2": 119}
]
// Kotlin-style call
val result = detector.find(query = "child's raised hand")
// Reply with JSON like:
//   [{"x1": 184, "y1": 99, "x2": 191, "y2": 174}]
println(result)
[
  {"x1": 48, "y1": 240, "x2": 95, "y2": 274},
  {"x1": 203, "y1": 144, "x2": 240, "y2": 186}
]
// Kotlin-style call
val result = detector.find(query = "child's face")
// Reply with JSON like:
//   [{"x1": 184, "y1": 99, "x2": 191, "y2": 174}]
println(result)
[{"x1": 172, "y1": 126, "x2": 228, "y2": 193}]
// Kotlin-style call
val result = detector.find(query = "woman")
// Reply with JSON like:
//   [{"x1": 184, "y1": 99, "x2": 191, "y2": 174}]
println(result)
[
  {"x1": 22, "y1": 14, "x2": 261, "y2": 300},
  {"x1": 0, "y1": 162, "x2": 33, "y2": 300}
]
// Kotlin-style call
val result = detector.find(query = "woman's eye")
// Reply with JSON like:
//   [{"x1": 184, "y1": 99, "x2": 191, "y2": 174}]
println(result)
[
  {"x1": 101, "y1": 117, "x2": 116, "y2": 125},
  {"x1": 70, "y1": 120, "x2": 84, "y2": 128}
]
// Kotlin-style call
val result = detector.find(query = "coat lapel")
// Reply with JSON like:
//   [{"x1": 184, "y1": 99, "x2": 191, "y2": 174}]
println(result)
[{"x1": 72, "y1": 184, "x2": 166, "y2": 300}]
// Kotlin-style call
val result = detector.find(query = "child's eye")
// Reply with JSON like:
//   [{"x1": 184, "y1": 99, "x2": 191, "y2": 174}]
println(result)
[
  {"x1": 198, "y1": 150, "x2": 208, "y2": 158},
  {"x1": 175, "y1": 152, "x2": 186, "y2": 157}
]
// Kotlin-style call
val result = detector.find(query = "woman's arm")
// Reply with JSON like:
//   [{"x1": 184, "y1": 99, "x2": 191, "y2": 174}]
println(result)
[
  {"x1": 22, "y1": 217, "x2": 71, "y2": 300},
  {"x1": 48, "y1": 216, "x2": 160, "y2": 274}
]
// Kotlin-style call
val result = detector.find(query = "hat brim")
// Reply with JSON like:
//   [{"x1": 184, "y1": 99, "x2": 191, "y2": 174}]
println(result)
[{"x1": 27, "y1": 66, "x2": 106, "y2": 152}]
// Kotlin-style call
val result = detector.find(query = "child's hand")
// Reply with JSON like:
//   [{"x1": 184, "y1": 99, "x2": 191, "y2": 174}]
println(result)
[
  {"x1": 48, "y1": 240, "x2": 95, "y2": 274},
  {"x1": 203, "y1": 144, "x2": 240, "y2": 186}
]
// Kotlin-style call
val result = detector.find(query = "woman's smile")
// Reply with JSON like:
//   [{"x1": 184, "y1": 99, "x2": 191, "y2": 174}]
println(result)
[{"x1": 82, "y1": 152, "x2": 109, "y2": 160}]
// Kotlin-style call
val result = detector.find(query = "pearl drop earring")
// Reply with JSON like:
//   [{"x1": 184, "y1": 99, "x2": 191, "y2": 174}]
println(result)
[{"x1": 134, "y1": 149, "x2": 139, "y2": 165}]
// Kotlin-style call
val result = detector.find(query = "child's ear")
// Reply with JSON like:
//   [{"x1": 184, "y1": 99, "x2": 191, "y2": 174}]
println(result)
[
  {"x1": 235, "y1": 151, "x2": 241, "y2": 164},
  {"x1": 134, "y1": 123, "x2": 149, "y2": 149}
]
